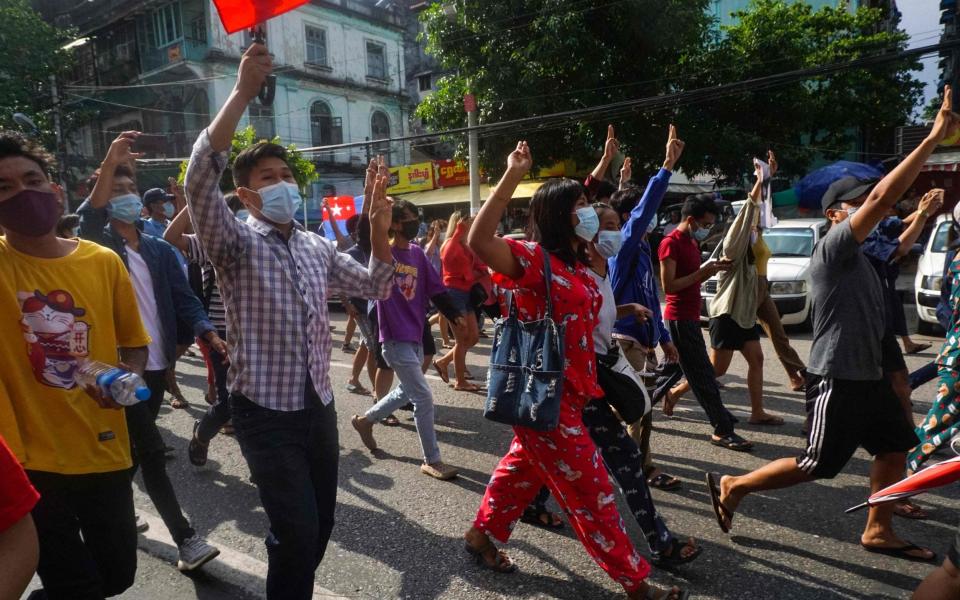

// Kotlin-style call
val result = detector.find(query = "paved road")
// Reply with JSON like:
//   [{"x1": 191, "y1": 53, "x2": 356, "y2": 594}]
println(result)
[{"x1": 23, "y1": 306, "x2": 959, "y2": 600}]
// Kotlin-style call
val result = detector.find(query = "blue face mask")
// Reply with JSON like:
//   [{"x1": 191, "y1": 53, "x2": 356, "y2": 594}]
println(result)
[
  {"x1": 257, "y1": 181, "x2": 302, "y2": 224},
  {"x1": 236, "y1": 209, "x2": 251, "y2": 222},
  {"x1": 596, "y1": 230, "x2": 624, "y2": 258},
  {"x1": 692, "y1": 223, "x2": 711, "y2": 242},
  {"x1": 108, "y1": 193, "x2": 143, "y2": 224},
  {"x1": 574, "y1": 206, "x2": 599, "y2": 242},
  {"x1": 163, "y1": 202, "x2": 175, "y2": 219}
]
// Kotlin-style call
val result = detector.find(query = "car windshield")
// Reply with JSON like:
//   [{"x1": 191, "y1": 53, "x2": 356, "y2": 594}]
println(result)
[
  {"x1": 931, "y1": 221, "x2": 952, "y2": 253},
  {"x1": 764, "y1": 228, "x2": 815, "y2": 257}
]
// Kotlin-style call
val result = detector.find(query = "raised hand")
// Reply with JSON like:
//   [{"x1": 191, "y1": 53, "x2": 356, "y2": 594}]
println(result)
[
  {"x1": 930, "y1": 85, "x2": 960, "y2": 144},
  {"x1": 103, "y1": 131, "x2": 144, "y2": 167},
  {"x1": 663, "y1": 124, "x2": 684, "y2": 171},
  {"x1": 368, "y1": 173, "x2": 394, "y2": 237},
  {"x1": 919, "y1": 188, "x2": 945, "y2": 215},
  {"x1": 603, "y1": 124, "x2": 620, "y2": 161},
  {"x1": 363, "y1": 158, "x2": 377, "y2": 197},
  {"x1": 767, "y1": 150, "x2": 778, "y2": 177},
  {"x1": 619, "y1": 157, "x2": 633, "y2": 189},
  {"x1": 236, "y1": 43, "x2": 273, "y2": 102},
  {"x1": 506, "y1": 141, "x2": 532, "y2": 176}
]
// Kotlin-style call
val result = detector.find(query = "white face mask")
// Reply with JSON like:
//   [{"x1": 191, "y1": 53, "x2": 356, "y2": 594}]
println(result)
[
  {"x1": 595, "y1": 230, "x2": 624, "y2": 258},
  {"x1": 256, "y1": 181, "x2": 302, "y2": 224}
]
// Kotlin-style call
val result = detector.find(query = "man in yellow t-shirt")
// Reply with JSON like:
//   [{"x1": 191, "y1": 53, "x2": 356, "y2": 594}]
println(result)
[{"x1": 0, "y1": 131, "x2": 150, "y2": 599}]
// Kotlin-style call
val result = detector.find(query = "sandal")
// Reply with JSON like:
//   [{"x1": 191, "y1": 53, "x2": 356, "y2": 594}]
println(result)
[
  {"x1": 652, "y1": 536, "x2": 702, "y2": 569},
  {"x1": 380, "y1": 414, "x2": 400, "y2": 427},
  {"x1": 432, "y1": 361, "x2": 449, "y2": 384},
  {"x1": 893, "y1": 500, "x2": 930, "y2": 520},
  {"x1": 169, "y1": 396, "x2": 189, "y2": 409},
  {"x1": 711, "y1": 433, "x2": 753, "y2": 452},
  {"x1": 454, "y1": 382, "x2": 484, "y2": 393},
  {"x1": 861, "y1": 541, "x2": 936, "y2": 563},
  {"x1": 646, "y1": 469, "x2": 682, "y2": 491},
  {"x1": 520, "y1": 506, "x2": 565, "y2": 530},
  {"x1": 748, "y1": 414, "x2": 784, "y2": 426},
  {"x1": 705, "y1": 472, "x2": 734, "y2": 533},
  {"x1": 464, "y1": 540, "x2": 517, "y2": 573},
  {"x1": 346, "y1": 382, "x2": 371, "y2": 396},
  {"x1": 904, "y1": 343, "x2": 931, "y2": 355}
]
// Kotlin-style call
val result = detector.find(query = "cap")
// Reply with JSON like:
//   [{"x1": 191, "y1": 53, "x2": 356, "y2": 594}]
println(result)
[
  {"x1": 143, "y1": 188, "x2": 174, "y2": 206},
  {"x1": 820, "y1": 176, "x2": 879, "y2": 214}
]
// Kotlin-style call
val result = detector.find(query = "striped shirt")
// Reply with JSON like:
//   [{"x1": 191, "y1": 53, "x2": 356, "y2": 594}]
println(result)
[
  {"x1": 184, "y1": 130, "x2": 394, "y2": 410},
  {"x1": 183, "y1": 233, "x2": 226, "y2": 332}
]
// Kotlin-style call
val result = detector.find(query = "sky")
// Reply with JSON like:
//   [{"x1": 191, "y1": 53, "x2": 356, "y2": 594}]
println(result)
[{"x1": 898, "y1": 0, "x2": 942, "y2": 116}]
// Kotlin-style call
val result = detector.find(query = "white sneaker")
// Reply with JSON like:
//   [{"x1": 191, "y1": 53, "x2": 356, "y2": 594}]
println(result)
[{"x1": 177, "y1": 535, "x2": 220, "y2": 572}]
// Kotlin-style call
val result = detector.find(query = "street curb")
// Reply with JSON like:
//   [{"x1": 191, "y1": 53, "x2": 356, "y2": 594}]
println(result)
[{"x1": 137, "y1": 510, "x2": 350, "y2": 600}]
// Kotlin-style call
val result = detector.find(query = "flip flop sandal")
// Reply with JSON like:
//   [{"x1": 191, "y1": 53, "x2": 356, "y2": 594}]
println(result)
[
  {"x1": 520, "y1": 507, "x2": 565, "y2": 530},
  {"x1": 432, "y1": 361, "x2": 450, "y2": 384},
  {"x1": 454, "y1": 383, "x2": 484, "y2": 393},
  {"x1": 652, "y1": 537, "x2": 702, "y2": 569},
  {"x1": 861, "y1": 542, "x2": 937, "y2": 563},
  {"x1": 464, "y1": 541, "x2": 517, "y2": 573},
  {"x1": 893, "y1": 501, "x2": 930, "y2": 520},
  {"x1": 346, "y1": 383, "x2": 371, "y2": 396},
  {"x1": 748, "y1": 415, "x2": 785, "y2": 426},
  {"x1": 705, "y1": 472, "x2": 734, "y2": 533},
  {"x1": 647, "y1": 472, "x2": 682, "y2": 491},
  {"x1": 711, "y1": 433, "x2": 753, "y2": 452},
  {"x1": 381, "y1": 414, "x2": 400, "y2": 427}
]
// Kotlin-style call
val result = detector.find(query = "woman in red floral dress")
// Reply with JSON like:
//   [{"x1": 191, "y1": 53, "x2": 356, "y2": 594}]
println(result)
[{"x1": 463, "y1": 141, "x2": 687, "y2": 600}]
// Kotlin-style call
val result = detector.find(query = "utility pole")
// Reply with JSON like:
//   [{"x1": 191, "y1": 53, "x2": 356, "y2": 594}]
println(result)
[
  {"x1": 464, "y1": 92, "x2": 480, "y2": 216},
  {"x1": 49, "y1": 74, "x2": 67, "y2": 197}
]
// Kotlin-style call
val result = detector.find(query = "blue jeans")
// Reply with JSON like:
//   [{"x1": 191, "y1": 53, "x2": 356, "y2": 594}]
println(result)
[
  {"x1": 230, "y1": 381, "x2": 338, "y2": 600},
  {"x1": 365, "y1": 340, "x2": 441, "y2": 464}
]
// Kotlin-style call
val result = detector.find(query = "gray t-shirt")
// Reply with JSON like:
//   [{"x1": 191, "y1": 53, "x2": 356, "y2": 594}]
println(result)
[{"x1": 807, "y1": 219, "x2": 885, "y2": 381}]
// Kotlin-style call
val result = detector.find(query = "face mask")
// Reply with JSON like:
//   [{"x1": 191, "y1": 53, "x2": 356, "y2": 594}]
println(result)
[
  {"x1": 163, "y1": 202, "x2": 175, "y2": 219},
  {"x1": 399, "y1": 219, "x2": 420, "y2": 240},
  {"x1": 574, "y1": 206, "x2": 599, "y2": 242},
  {"x1": 0, "y1": 189, "x2": 61, "y2": 237},
  {"x1": 107, "y1": 193, "x2": 144, "y2": 224},
  {"x1": 257, "y1": 181, "x2": 301, "y2": 224},
  {"x1": 692, "y1": 223, "x2": 711, "y2": 242},
  {"x1": 646, "y1": 219, "x2": 657, "y2": 234},
  {"x1": 236, "y1": 209, "x2": 250, "y2": 222},
  {"x1": 596, "y1": 230, "x2": 624, "y2": 258}
]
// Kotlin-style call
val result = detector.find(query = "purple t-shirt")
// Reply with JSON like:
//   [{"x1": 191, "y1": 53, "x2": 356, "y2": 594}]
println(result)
[{"x1": 377, "y1": 244, "x2": 446, "y2": 343}]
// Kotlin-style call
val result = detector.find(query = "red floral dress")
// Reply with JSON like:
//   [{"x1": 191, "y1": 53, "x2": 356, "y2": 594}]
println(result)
[{"x1": 473, "y1": 239, "x2": 648, "y2": 591}]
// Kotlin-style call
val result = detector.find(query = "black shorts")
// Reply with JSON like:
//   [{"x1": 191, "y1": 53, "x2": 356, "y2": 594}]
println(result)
[
  {"x1": 796, "y1": 373, "x2": 919, "y2": 479},
  {"x1": 421, "y1": 318, "x2": 437, "y2": 357},
  {"x1": 708, "y1": 315, "x2": 760, "y2": 350},
  {"x1": 881, "y1": 331, "x2": 907, "y2": 373}
]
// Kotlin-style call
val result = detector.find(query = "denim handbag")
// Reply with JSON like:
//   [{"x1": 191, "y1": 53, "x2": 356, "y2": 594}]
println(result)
[{"x1": 483, "y1": 247, "x2": 565, "y2": 431}]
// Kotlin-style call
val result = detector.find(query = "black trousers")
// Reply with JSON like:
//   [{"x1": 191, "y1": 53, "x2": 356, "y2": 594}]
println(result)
[
  {"x1": 125, "y1": 369, "x2": 194, "y2": 545},
  {"x1": 666, "y1": 319, "x2": 737, "y2": 436},
  {"x1": 27, "y1": 469, "x2": 137, "y2": 600},
  {"x1": 230, "y1": 376, "x2": 339, "y2": 600},
  {"x1": 197, "y1": 332, "x2": 231, "y2": 443}
]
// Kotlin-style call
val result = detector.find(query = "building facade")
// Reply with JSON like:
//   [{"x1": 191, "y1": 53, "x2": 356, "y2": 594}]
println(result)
[{"x1": 40, "y1": 0, "x2": 411, "y2": 198}]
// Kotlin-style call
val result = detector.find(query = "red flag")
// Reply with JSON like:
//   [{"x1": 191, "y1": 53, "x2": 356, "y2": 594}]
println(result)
[
  {"x1": 325, "y1": 196, "x2": 357, "y2": 221},
  {"x1": 212, "y1": 0, "x2": 311, "y2": 34}
]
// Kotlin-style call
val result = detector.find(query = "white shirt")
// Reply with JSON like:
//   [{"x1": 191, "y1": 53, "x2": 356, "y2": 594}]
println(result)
[
  {"x1": 587, "y1": 268, "x2": 617, "y2": 355},
  {"x1": 126, "y1": 247, "x2": 168, "y2": 371}
]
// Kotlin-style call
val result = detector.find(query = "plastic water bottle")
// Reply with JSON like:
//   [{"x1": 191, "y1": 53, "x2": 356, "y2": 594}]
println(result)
[{"x1": 74, "y1": 359, "x2": 150, "y2": 406}]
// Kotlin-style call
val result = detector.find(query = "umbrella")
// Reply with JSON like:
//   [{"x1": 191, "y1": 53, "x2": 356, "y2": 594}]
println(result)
[
  {"x1": 845, "y1": 456, "x2": 960, "y2": 513},
  {"x1": 795, "y1": 161, "x2": 885, "y2": 211}
]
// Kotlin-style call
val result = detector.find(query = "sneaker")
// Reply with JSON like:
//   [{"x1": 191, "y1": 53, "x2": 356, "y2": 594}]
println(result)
[
  {"x1": 136, "y1": 514, "x2": 149, "y2": 533},
  {"x1": 351, "y1": 414, "x2": 377, "y2": 451},
  {"x1": 177, "y1": 535, "x2": 220, "y2": 572},
  {"x1": 421, "y1": 461, "x2": 458, "y2": 480},
  {"x1": 188, "y1": 421, "x2": 208, "y2": 467}
]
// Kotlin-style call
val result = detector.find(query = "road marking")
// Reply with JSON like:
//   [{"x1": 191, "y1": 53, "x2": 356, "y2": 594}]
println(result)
[{"x1": 136, "y1": 510, "x2": 349, "y2": 600}]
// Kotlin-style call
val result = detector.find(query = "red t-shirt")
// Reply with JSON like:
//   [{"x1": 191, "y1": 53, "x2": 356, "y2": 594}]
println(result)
[
  {"x1": 0, "y1": 434, "x2": 39, "y2": 532},
  {"x1": 658, "y1": 228, "x2": 703, "y2": 322}
]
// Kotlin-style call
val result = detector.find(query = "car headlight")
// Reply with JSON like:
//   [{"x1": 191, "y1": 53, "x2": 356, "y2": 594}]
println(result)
[
  {"x1": 922, "y1": 276, "x2": 943, "y2": 291},
  {"x1": 770, "y1": 280, "x2": 806, "y2": 295}
]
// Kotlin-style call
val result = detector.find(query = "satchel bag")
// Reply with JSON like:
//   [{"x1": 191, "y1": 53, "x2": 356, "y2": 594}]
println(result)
[
  {"x1": 596, "y1": 347, "x2": 651, "y2": 424},
  {"x1": 483, "y1": 247, "x2": 565, "y2": 431}
]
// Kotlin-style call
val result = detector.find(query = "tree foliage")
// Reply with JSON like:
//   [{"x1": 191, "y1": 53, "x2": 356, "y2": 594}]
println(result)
[
  {"x1": 178, "y1": 126, "x2": 318, "y2": 192},
  {"x1": 0, "y1": 0, "x2": 75, "y2": 146},
  {"x1": 417, "y1": 0, "x2": 923, "y2": 183}
]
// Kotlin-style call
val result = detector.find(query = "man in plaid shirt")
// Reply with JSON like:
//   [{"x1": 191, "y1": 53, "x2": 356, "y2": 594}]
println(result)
[{"x1": 184, "y1": 43, "x2": 395, "y2": 600}]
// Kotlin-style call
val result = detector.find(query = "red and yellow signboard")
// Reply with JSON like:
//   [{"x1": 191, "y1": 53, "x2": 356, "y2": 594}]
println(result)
[{"x1": 434, "y1": 159, "x2": 469, "y2": 188}]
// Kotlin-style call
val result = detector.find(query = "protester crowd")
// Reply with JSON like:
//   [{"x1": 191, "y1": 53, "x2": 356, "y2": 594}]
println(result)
[{"x1": 2, "y1": 42, "x2": 960, "y2": 600}]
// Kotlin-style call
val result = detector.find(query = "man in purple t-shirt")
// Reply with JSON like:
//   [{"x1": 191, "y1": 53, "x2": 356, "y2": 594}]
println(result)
[{"x1": 352, "y1": 199, "x2": 465, "y2": 480}]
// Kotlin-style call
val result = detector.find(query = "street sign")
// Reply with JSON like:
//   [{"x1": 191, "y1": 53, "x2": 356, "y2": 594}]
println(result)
[{"x1": 463, "y1": 93, "x2": 476, "y2": 113}]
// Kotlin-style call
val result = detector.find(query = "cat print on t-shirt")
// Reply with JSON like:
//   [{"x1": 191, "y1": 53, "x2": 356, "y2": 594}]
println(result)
[{"x1": 18, "y1": 289, "x2": 90, "y2": 389}]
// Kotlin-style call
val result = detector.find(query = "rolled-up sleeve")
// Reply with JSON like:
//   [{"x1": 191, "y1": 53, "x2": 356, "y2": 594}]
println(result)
[
  {"x1": 327, "y1": 245, "x2": 394, "y2": 300},
  {"x1": 184, "y1": 130, "x2": 245, "y2": 267}
]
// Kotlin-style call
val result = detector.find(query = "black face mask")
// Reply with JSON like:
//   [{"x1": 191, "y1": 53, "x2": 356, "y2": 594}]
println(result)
[{"x1": 399, "y1": 219, "x2": 420, "y2": 240}]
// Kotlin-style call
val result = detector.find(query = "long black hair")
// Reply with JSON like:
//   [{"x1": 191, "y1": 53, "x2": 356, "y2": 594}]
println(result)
[{"x1": 527, "y1": 177, "x2": 587, "y2": 266}]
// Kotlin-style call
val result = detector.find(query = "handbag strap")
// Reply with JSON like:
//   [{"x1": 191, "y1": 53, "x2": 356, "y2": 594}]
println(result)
[{"x1": 540, "y1": 246, "x2": 555, "y2": 320}]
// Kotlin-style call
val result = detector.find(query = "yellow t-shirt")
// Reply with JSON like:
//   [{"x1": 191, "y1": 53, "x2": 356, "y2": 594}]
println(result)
[
  {"x1": 0, "y1": 238, "x2": 151, "y2": 474},
  {"x1": 753, "y1": 235, "x2": 772, "y2": 278}
]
